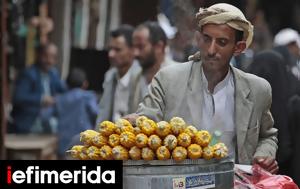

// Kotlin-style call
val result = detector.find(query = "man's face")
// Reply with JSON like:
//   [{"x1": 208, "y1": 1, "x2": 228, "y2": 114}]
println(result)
[
  {"x1": 287, "y1": 42, "x2": 300, "y2": 58},
  {"x1": 40, "y1": 44, "x2": 58, "y2": 72},
  {"x1": 132, "y1": 28, "x2": 155, "y2": 69},
  {"x1": 108, "y1": 36, "x2": 133, "y2": 68},
  {"x1": 199, "y1": 24, "x2": 243, "y2": 73}
]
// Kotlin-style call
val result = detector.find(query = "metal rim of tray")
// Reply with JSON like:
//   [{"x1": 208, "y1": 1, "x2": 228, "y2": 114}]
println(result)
[{"x1": 123, "y1": 157, "x2": 233, "y2": 166}]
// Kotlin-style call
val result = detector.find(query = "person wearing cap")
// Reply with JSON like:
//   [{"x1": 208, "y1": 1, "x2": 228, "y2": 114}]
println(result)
[
  {"x1": 274, "y1": 28, "x2": 300, "y2": 80},
  {"x1": 124, "y1": 3, "x2": 278, "y2": 173},
  {"x1": 274, "y1": 28, "x2": 300, "y2": 60}
]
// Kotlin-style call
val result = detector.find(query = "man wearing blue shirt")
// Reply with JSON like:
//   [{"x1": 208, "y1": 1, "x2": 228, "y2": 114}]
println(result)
[{"x1": 11, "y1": 43, "x2": 66, "y2": 133}]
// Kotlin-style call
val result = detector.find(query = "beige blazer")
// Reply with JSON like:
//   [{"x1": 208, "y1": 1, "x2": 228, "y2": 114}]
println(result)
[
  {"x1": 137, "y1": 61, "x2": 278, "y2": 164},
  {"x1": 96, "y1": 61, "x2": 142, "y2": 125},
  {"x1": 129, "y1": 57, "x2": 178, "y2": 113}
]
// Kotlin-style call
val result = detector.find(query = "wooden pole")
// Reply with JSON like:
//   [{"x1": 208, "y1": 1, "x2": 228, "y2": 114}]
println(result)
[{"x1": 1, "y1": 0, "x2": 8, "y2": 160}]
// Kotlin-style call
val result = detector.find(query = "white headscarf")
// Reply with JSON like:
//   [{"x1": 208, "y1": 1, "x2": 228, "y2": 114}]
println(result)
[
  {"x1": 197, "y1": 3, "x2": 253, "y2": 49},
  {"x1": 274, "y1": 28, "x2": 300, "y2": 48}
]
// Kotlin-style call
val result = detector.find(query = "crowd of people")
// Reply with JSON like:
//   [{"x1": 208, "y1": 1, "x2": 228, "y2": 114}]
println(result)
[{"x1": 8, "y1": 2, "x2": 300, "y2": 186}]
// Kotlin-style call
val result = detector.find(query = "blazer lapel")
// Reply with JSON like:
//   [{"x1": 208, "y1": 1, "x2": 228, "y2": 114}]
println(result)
[
  {"x1": 232, "y1": 67, "x2": 254, "y2": 162},
  {"x1": 187, "y1": 61, "x2": 203, "y2": 128},
  {"x1": 102, "y1": 70, "x2": 117, "y2": 121}
]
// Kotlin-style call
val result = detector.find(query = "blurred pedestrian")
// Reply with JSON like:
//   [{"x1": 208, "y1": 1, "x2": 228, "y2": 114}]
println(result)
[
  {"x1": 248, "y1": 50, "x2": 292, "y2": 175},
  {"x1": 96, "y1": 25, "x2": 141, "y2": 125},
  {"x1": 130, "y1": 21, "x2": 178, "y2": 111},
  {"x1": 42, "y1": 68, "x2": 98, "y2": 158},
  {"x1": 11, "y1": 43, "x2": 66, "y2": 133},
  {"x1": 274, "y1": 28, "x2": 300, "y2": 79}
]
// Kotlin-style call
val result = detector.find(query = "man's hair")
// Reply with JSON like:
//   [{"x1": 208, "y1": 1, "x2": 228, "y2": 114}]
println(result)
[
  {"x1": 110, "y1": 24, "x2": 134, "y2": 47},
  {"x1": 137, "y1": 21, "x2": 167, "y2": 46},
  {"x1": 36, "y1": 42, "x2": 55, "y2": 56},
  {"x1": 66, "y1": 68, "x2": 87, "y2": 89},
  {"x1": 235, "y1": 30, "x2": 244, "y2": 42},
  {"x1": 195, "y1": 3, "x2": 253, "y2": 49}
]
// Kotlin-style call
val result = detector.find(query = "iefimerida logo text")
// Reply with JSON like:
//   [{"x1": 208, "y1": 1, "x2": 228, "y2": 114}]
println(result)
[{"x1": 6, "y1": 166, "x2": 115, "y2": 184}]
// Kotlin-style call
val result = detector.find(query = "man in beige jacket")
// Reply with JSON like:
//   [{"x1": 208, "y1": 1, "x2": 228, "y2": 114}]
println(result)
[
  {"x1": 129, "y1": 21, "x2": 177, "y2": 113},
  {"x1": 126, "y1": 3, "x2": 278, "y2": 173}
]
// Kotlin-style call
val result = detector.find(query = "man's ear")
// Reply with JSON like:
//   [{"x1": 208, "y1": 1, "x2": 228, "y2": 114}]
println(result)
[
  {"x1": 156, "y1": 41, "x2": 164, "y2": 48},
  {"x1": 233, "y1": 41, "x2": 247, "y2": 56},
  {"x1": 154, "y1": 41, "x2": 165, "y2": 53}
]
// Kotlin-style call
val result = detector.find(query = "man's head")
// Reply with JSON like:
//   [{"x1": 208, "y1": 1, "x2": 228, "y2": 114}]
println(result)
[
  {"x1": 37, "y1": 43, "x2": 58, "y2": 72},
  {"x1": 194, "y1": 3, "x2": 253, "y2": 72},
  {"x1": 108, "y1": 25, "x2": 135, "y2": 69},
  {"x1": 196, "y1": 3, "x2": 253, "y2": 49},
  {"x1": 274, "y1": 28, "x2": 300, "y2": 58},
  {"x1": 133, "y1": 21, "x2": 167, "y2": 69},
  {"x1": 67, "y1": 68, "x2": 88, "y2": 89}
]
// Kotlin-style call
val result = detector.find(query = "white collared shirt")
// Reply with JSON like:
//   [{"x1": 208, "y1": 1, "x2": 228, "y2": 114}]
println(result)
[
  {"x1": 41, "y1": 72, "x2": 51, "y2": 96},
  {"x1": 201, "y1": 67, "x2": 236, "y2": 159},
  {"x1": 112, "y1": 61, "x2": 138, "y2": 121}
]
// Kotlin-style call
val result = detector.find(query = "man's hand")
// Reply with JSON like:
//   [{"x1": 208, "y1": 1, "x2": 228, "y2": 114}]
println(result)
[
  {"x1": 122, "y1": 113, "x2": 139, "y2": 126},
  {"x1": 41, "y1": 95, "x2": 55, "y2": 107},
  {"x1": 253, "y1": 156, "x2": 279, "y2": 174}
]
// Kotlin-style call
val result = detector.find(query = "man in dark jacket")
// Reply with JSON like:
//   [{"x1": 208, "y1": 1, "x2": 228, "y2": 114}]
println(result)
[{"x1": 11, "y1": 43, "x2": 66, "y2": 133}]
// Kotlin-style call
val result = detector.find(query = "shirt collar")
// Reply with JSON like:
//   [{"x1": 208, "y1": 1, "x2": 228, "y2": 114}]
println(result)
[
  {"x1": 201, "y1": 66, "x2": 232, "y2": 94},
  {"x1": 116, "y1": 60, "x2": 138, "y2": 87}
]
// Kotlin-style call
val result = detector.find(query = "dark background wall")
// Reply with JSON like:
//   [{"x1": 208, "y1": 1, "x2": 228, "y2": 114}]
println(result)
[{"x1": 69, "y1": 48, "x2": 110, "y2": 94}]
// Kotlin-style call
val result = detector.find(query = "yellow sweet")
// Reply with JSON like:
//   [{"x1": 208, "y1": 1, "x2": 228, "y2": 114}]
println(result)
[
  {"x1": 108, "y1": 134, "x2": 120, "y2": 147},
  {"x1": 156, "y1": 121, "x2": 171, "y2": 137},
  {"x1": 141, "y1": 119, "x2": 156, "y2": 136},
  {"x1": 141, "y1": 147, "x2": 155, "y2": 161},
  {"x1": 156, "y1": 146, "x2": 171, "y2": 160},
  {"x1": 79, "y1": 130, "x2": 99, "y2": 145},
  {"x1": 170, "y1": 117, "x2": 186, "y2": 135},
  {"x1": 172, "y1": 146, "x2": 187, "y2": 161},
  {"x1": 112, "y1": 145, "x2": 129, "y2": 160},
  {"x1": 187, "y1": 144, "x2": 202, "y2": 159},
  {"x1": 148, "y1": 135, "x2": 162, "y2": 150},
  {"x1": 133, "y1": 127, "x2": 141, "y2": 135},
  {"x1": 213, "y1": 143, "x2": 228, "y2": 159},
  {"x1": 86, "y1": 146, "x2": 102, "y2": 160},
  {"x1": 67, "y1": 145, "x2": 86, "y2": 159},
  {"x1": 129, "y1": 146, "x2": 142, "y2": 160},
  {"x1": 194, "y1": 130, "x2": 211, "y2": 147},
  {"x1": 120, "y1": 131, "x2": 136, "y2": 148},
  {"x1": 177, "y1": 132, "x2": 192, "y2": 147},
  {"x1": 163, "y1": 134, "x2": 178, "y2": 150},
  {"x1": 135, "y1": 133, "x2": 148, "y2": 148},
  {"x1": 100, "y1": 145, "x2": 113, "y2": 160},
  {"x1": 92, "y1": 134, "x2": 108, "y2": 148},
  {"x1": 78, "y1": 148, "x2": 89, "y2": 160},
  {"x1": 184, "y1": 125, "x2": 198, "y2": 138},
  {"x1": 115, "y1": 118, "x2": 134, "y2": 134},
  {"x1": 202, "y1": 146, "x2": 214, "y2": 160},
  {"x1": 136, "y1": 116, "x2": 149, "y2": 128},
  {"x1": 98, "y1": 121, "x2": 116, "y2": 136}
]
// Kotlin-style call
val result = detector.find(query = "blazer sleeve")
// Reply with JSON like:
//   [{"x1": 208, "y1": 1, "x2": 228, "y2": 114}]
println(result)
[
  {"x1": 95, "y1": 71, "x2": 116, "y2": 126},
  {"x1": 13, "y1": 70, "x2": 42, "y2": 106},
  {"x1": 136, "y1": 71, "x2": 166, "y2": 122},
  {"x1": 51, "y1": 69, "x2": 67, "y2": 93},
  {"x1": 254, "y1": 82, "x2": 278, "y2": 158}
]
